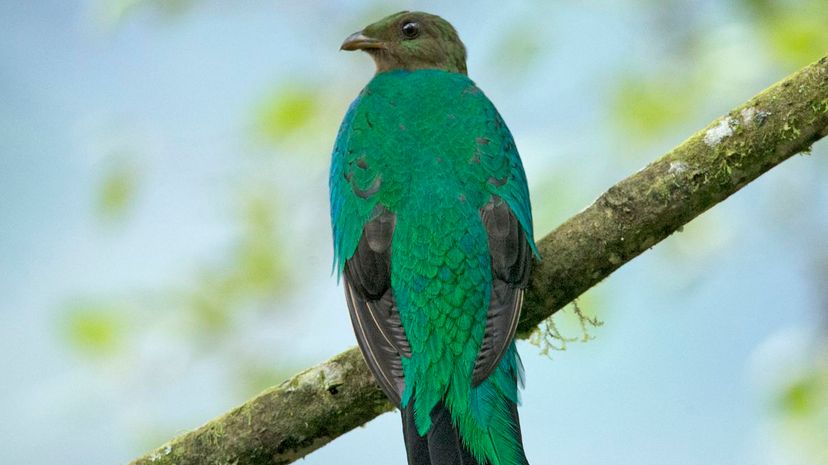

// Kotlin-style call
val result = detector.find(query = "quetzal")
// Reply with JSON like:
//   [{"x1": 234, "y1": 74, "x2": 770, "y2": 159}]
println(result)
[{"x1": 330, "y1": 11, "x2": 537, "y2": 465}]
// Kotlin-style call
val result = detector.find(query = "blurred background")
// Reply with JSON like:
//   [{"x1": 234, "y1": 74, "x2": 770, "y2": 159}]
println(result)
[{"x1": 2, "y1": 0, "x2": 828, "y2": 464}]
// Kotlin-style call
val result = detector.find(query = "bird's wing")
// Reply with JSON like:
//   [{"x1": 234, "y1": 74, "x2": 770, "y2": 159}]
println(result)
[
  {"x1": 329, "y1": 94, "x2": 381, "y2": 280},
  {"x1": 331, "y1": 90, "x2": 411, "y2": 406},
  {"x1": 343, "y1": 206, "x2": 409, "y2": 407},
  {"x1": 472, "y1": 195, "x2": 533, "y2": 385},
  {"x1": 462, "y1": 83, "x2": 537, "y2": 385}
]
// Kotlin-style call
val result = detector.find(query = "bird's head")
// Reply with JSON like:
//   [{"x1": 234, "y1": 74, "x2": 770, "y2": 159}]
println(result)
[{"x1": 341, "y1": 11, "x2": 467, "y2": 75}]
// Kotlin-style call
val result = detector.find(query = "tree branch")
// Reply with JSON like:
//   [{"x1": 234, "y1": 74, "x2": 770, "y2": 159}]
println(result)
[{"x1": 128, "y1": 55, "x2": 828, "y2": 465}]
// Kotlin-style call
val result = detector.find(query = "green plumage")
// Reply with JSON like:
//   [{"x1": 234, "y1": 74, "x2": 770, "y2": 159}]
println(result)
[{"x1": 331, "y1": 69, "x2": 535, "y2": 465}]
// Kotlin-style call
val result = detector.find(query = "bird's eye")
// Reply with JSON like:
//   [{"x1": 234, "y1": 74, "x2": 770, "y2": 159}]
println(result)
[{"x1": 401, "y1": 21, "x2": 420, "y2": 39}]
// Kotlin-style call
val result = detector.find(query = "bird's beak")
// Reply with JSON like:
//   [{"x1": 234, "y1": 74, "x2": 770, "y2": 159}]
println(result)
[{"x1": 340, "y1": 31, "x2": 384, "y2": 51}]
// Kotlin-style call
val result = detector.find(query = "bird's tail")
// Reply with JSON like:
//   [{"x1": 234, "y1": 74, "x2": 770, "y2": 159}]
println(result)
[{"x1": 401, "y1": 400, "x2": 528, "y2": 465}]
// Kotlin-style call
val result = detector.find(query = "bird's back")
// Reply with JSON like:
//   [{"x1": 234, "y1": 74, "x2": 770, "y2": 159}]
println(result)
[{"x1": 331, "y1": 69, "x2": 534, "y2": 465}]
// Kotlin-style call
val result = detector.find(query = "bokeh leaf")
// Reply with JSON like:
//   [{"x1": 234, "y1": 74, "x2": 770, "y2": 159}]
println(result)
[
  {"x1": 740, "y1": 0, "x2": 828, "y2": 67},
  {"x1": 765, "y1": 14, "x2": 828, "y2": 66},
  {"x1": 781, "y1": 375, "x2": 818, "y2": 416},
  {"x1": 61, "y1": 301, "x2": 126, "y2": 357},
  {"x1": 94, "y1": 0, "x2": 193, "y2": 26},
  {"x1": 96, "y1": 158, "x2": 139, "y2": 222},
  {"x1": 611, "y1": 73, "x2": 698, "y2": 142},
  {"x1": 776, "y1": 360, "x2": 828, "y2": 463},
  {"x1": 255, "y1": 85, "x2": 320, "y2": 142}
]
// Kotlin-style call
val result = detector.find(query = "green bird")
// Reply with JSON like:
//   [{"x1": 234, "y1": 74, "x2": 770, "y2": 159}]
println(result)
[{"x1": 330, "y1": 11, "x2": 537, "y2": 465}]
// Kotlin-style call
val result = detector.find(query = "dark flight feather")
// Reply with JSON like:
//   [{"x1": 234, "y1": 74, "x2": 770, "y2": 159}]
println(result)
[
  {"x1": 343, "y1": 206, "x2": 408, "y2": 406},
  {"x1": 472, "y1": 196, "x2": 532, "y2": 386}
]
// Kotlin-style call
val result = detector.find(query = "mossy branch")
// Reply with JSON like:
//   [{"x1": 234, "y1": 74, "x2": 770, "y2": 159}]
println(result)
[{"x1": 127, "y1": 55, "x2": 828, "y2": 465}]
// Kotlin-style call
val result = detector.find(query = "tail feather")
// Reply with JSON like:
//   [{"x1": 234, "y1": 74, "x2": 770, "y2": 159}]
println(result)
[
  {"x1": 456, "y1": 345, "x2": 528, "y2": 465},
  {"x1": 402, "y1": 401, "x2": 432, "y2": 465},
  {"x1": 486, "y1": 401, "x2": 528, "y2": 465},
  {"x1": 401, "y1": 399, "x2": 528, "y2": 465},
  {"x1": 427, "y1": 402, "x2": 479, "y2": 465}
]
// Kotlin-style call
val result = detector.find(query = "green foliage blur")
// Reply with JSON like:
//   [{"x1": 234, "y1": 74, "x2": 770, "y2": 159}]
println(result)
[
  {"x1": 62, "y1": 299, "x2": 127, "y2": 357},
  {"x1": 96, "y1": 157, "x2": 139, "y2": 222},
  {"x1": 255, "y1": 86, "x2": 321, "y2": 143},
  {"x1": 777, "y1": 350, "x2": 828, "y2": 462}
]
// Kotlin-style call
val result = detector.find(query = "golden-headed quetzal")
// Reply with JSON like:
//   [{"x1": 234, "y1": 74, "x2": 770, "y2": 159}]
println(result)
[{"x1": 330, "y1": 11, "x2": 537, "y2": 465}]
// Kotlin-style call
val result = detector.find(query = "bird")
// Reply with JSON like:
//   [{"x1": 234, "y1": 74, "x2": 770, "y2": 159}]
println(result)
[{"x1": 330, "y1": 11, "x2": 537, "y2": 465}]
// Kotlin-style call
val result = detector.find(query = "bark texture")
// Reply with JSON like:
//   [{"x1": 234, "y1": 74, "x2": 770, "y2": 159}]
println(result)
[{"x1": 128, "y1": 55, "x2": 828, "y2": 465}]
